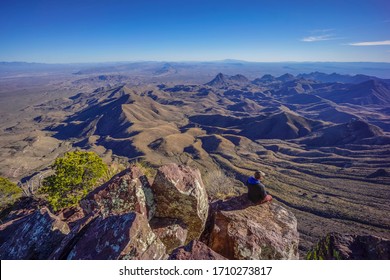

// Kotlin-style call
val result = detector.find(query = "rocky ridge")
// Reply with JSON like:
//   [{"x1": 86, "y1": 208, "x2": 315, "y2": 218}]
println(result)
[{"x1": 0, "y1": 163, "x2": 300, "y2": 260}]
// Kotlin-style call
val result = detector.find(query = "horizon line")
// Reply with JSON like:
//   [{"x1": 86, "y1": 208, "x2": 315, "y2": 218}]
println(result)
[{"x1": 2, "y1": 59, "x2": 390, "y2": 65}]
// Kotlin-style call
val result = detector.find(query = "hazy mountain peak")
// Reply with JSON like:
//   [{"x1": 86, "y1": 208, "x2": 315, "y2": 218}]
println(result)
[
  {"x1": 206, "y1": 73, "x2": 249, "y2": 87},
  {"x1": 230, "y1": 74, "x2": 249, "y2": 82},
  {"x1": 277, "y1": 73, "x2": 296, "y2": 82},
  {"x1": 153, "y1": 63, "x2": 177, "y2": 76},
  {"x1": 252, "y1": 74, "x2": 276, "y2": 85},
  {"x1": 261, "y1": 74, "x2": 275, "y2": 80}
]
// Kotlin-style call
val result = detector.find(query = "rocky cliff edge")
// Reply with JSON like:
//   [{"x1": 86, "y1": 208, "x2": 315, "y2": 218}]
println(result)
[{"x1": 0, "y1": 163, "x2": 299, "y2": 260}]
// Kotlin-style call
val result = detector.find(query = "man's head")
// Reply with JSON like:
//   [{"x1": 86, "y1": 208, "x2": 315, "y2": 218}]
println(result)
[{"x1": 254, "y1": 170, "x2": 266, "y2": 180}]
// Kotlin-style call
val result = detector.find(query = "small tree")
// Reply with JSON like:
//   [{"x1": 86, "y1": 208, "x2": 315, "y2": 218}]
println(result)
[
  {"x1": 40, "y1": 151, "x2": 108, "y2": 211},
  {"x1": 0, "y1": 177, "x2": 22, "y2": 210}
]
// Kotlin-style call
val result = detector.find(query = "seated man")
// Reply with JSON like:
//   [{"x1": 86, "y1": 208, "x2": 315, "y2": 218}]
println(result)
[{"x1": 246, "y1": 170, "x2": 272, "y2": 204}]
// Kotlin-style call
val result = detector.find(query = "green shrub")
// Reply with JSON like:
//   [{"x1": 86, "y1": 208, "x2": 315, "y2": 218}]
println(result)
[
  {"x1": 40, "y1": 151, "x2": 108, "y2": 211},
  {"x1": 0, "y1": 177, "x2": 22, "y2": 210}
]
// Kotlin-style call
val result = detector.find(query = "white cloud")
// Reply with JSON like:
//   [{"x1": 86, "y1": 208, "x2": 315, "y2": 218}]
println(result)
[
  {"x1": 310, "y1": 28, "x2": 334, "y2": 33},
  {"x1": 348, "y1": 40, "x2": 390, "y2": 46},
  {"x1": 301, "y1": 34, "x2": 335, "y2": 42}
]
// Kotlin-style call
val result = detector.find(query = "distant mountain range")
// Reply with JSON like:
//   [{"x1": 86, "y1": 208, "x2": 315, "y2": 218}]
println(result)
[
  {"x1": 298, "y1": 71, "x2": 390, "y2": 84},
  {"x1": 1, "y1": 61, "x2": 390, "y2": 80},
  {"x1": 45, "y1": 72, "x2": 390, "y2": 157},
  {"x1": 318, "y1": 79, "x2": 390, "y2": 105},
  {"x1": 203, "y1": 72, "x2": 390, "y2": 106}
]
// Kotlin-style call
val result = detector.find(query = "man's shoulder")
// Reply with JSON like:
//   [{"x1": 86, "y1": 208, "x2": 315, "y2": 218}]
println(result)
[{"x1": 246, "y1": 176, "x2": 261, "y2": 185}]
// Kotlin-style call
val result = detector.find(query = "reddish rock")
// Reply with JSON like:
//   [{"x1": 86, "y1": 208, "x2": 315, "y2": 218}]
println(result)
[
  {"x1": 0, "y1": 207, "x2": 70, "y2": 259},
  {"x1": 0, "y1": 197, "x2": 45, "y2": 223},
  {"x1": 150, "y1": 218, "x2": 188, "y2": 253},
  {"x1": 207, "y1": 195, "x2": 299, "y2": 260},
  {"x1": 51, "y1": 166, "x2": 166, "y2": 260},
  {"x1": 306, "y1": 232, "x2": 390, "y2": 260},
  {"x1": 151, "y1": 164, "x2": 208, "y2": 243},
  {"x1": 80, "y1": 166, "x2": 155, "y2": 220},
  {"x1": 65, "y1": 212, "x2": 167, "y2": 260},
  {"x1": 49, "y1": 213, "x2": 97, "y2": 259},
  {"x1": 57, "y1": 206, "x2": 86, "y2": 228},
  {"x1": 0, "y1": 164, "x2": 302, "y2": 261},
  {"x1": 169, "y1": 240, "x2": 227, "y2": 260}
]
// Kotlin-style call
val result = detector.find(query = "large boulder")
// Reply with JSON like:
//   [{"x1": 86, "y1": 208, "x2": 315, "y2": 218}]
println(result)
[
  {"x1": 64, "y1": 212, "x2": 167, "y2": 260},
  {"x1": 51, "y1": 166, "x2": 166, "y2": 260},
  {"x1": 80, "y1": 166, "x2": 155, "y2": 220},
  {"x1": 151, "y1": 164, "x2": 208, "y2": 242},
  {"x1": 169, "y1": 240, "x2": 227, "y2": 260},
  {"x1": 206, "y1": 195, "x2": 299, "y2": 260},
  {"x1": 0, "y1": 207, "x2": 70, "y2": 259},
  {"x1": 306, "y1": 232, "x2": 390, "y2": 260}
]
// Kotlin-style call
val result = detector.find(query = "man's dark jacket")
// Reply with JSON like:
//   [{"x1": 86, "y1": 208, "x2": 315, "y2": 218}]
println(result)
[{"x1": 246, "y1": 176, "x2": 267, "y2": 203}]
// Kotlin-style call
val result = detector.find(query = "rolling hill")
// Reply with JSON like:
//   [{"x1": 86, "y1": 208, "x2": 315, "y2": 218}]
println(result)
[{"x1": 2, "y1": 70, "x2": 389, "y2": 256}]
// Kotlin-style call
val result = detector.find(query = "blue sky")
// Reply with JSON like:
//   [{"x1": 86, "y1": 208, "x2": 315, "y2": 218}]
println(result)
[{"x1": 1, "y1": 0, "x2": 389, "y2": 63}]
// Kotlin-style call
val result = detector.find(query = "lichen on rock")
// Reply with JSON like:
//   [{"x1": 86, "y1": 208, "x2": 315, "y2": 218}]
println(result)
[
  {"x1": 0, "y1": 207, "x2": 70, "y2": 259},
  {"x1": 151, "y1": 163, "x2": 208, "y2": 243},
  {"x1": 80, "y1": 166, "x2": 155, "y2": 220},
  {"x1": 206, "y1": 195, "x2": 299, "y2": 260},
  {"x1": 65, "y1": 212, "x2": 167, "y2": 260},
  {"x1": 150, "y1": 217, "x2": 188, "y2": 253}
]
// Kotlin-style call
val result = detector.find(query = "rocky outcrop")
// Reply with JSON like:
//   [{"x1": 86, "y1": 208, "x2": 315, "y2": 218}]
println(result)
[
  {"x1": 52, "y1": 166, "x2": 166, "y2": 260},
  {"x1": 306, "y1": 232, "x2": 390, "y2": 260},
  {"x1": 65, "y1": 213, "x2": 166, "y2": 260},
  {"x1": 1, "y1": 165, "x2": 166, "y2": 260},
  {"x1": 0, "y1": 163, "x2": 303, "y2": 260},
  {"x1": 151, "y1": 163, "x2": 208, "y2": 243},
  {"x1": 80, "y1": 166, "x2": 155, "y2": 220},
  {"x1": 0, "y1": 207, "x2": 70, "y2": 259},
  {"x1": 169, "y1": 240, "x2": 227, "y2": 260},
  {"x1": 150, "y1": 218, "x2": 188, "y2": 253},
  {"x1": 205, "y1": 195, "x2": 299, "y2": 260},
  {"x1": 49, "y1": 213, "x2": 97, "y2": 259}
]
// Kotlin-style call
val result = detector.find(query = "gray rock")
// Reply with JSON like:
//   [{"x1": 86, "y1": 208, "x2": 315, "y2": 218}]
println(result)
[{"x1": 151, "y1": 163, "x2": 208, "y2": 243}]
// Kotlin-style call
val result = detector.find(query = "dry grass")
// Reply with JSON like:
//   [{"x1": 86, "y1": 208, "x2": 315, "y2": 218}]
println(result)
[
  {"x1": 202, "y1": 169, "x2": 239, "y2": 201},
  {"x1": 132, "y1": 159, "x2": 157, "y2": 183},
  {"x1": 98, "y1": 162, "x2": 128, "y2": 184}
]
